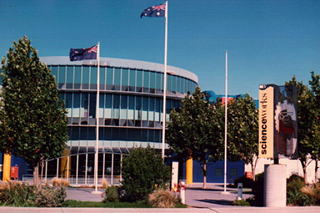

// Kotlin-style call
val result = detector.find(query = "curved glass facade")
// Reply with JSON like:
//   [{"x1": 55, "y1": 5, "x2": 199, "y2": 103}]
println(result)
[{"x1": 44, "y1": 57, "x2": 198, "y2": 150}]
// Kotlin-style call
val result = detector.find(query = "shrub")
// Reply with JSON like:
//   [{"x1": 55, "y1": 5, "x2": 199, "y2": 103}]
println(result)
[
  {"x1": 233, "y1": 175, "x2": 254, "y2": 188},
  {"x1": 300, "y1": 183, "x2": 320, "y2": 205},
  {"x1": 0, "y1": 182, "x2": 35, "y2": 206},
  {"x1": 101, "y1": 178, "x2": 108, "y2": 189},
  {"x1": 51, "y1": 178, "x2": 69, "y2": 187},
  {"x1": 120, "y1": 147, "x2": 171, "y2": 202},
  {"x1": 148, "y1": 189, "x2": 180, "y2": 208},
  {"x1": 249, "y1": 172, "x2": 264, "y2": 206},
  {"x1": 0, "y1": 181, "x2": 66, "y2": 207},
  {"x1": 287, "y1": 174, "x2": 313, "y2": 206},
  {"x1": 34, "y1": 186, "x2": 66, "y2": 207},
  {"x1": 233, "y1": 199, "x2": 251, "y2": 206},
  {"x1": 103, "y1": 186, "x2": 119, "y2": 203}
]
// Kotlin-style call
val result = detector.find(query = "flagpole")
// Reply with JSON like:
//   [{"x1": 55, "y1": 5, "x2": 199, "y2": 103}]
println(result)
[
  {"x1": 161, "y1": 1, "x2": 168, "y2": 159},
  {"x1": 222, "y1": 50, "x2": 229, "y2": 194},
  {"x1": 93, "y1": 42, "x2": 100, "y2": 193}
]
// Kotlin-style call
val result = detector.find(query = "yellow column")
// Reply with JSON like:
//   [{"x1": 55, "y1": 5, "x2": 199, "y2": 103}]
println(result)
[
  {"x1": 3, "y1": 153, "x2": 11, "y2": 182},
  {"x1": 186, "y1": 157, "x2": 193, "y2": 184},
  {"x1": 60, "y1": 149, "x2": 70, "y2": 178}
]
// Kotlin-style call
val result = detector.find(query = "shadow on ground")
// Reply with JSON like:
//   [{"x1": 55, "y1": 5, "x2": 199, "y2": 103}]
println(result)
[{"x1": 196, "y1": 199, "x2": 233, "y2": 206}]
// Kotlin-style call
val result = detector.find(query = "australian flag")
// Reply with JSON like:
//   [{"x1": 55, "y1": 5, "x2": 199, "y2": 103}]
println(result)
[
  {"x1": 140, "y1": 3, "x2": 166, "y2": 18},
  {"x1": 69, "y1": 45, "x2": 98, "y2": 61}
]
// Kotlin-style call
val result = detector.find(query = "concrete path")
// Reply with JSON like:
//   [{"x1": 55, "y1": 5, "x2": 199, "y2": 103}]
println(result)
[{"x1": 66, "y1": 187, "x2": 104, "y2": 202}]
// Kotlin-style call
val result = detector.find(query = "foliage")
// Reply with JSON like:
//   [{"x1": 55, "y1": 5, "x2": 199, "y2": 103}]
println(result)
[
  {"x1": 34, "y1": 186, "x2": 66, "y2": 207},
  {"x1": 121, "y1": 147, "x2": 171, "y2": 202},
  {"x1": 233, "y1": 199, "x2": 251, "y2": 206},
  {"x1": 227, "y1": 95, "x2": 258, "y2": 177},
  {"x1": 0, "y1": 182, "x2": 65, "y2": 207},
  {"x1": 287, "y1": 175, "x2": 313, "y2": 206},
  {"x1": 286, "y1": 73, "x2": 320, "y2": 182},
  {"x1": 103, "y1": 186, "x2": 120, "y2": 203},
  {"x1": 249, "y1": 173, "x2": 264, "y2": 206},
  {"x1": 51, "y1": 178, "x2": 70, "y2": 187},
  {"x1": 0, "y1": 182, "x2": 35, "y2": 207},
  {"x1": 233, "y1": 175, "x2": 254, "y2": 189},
  {"x1": 148, "y1": 189, "x2": 180, "y2": 208},
  {"x1": 166, "y1": 87, "x2": 224, "y2": 187},
  {"x1": 0, "y1": 37, "x2": 68, "y2": 179},
  {"x1": 300, "y1": 183, "x2": 320, "y2": 205},
  {"x1": 62, "y1": 200, "x2": 153, "y2": 208}
]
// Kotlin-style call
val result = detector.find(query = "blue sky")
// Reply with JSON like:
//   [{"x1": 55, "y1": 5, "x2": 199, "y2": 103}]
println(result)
[{"x1": 1, "y1": 0, "x2": 319, "y2": 98}]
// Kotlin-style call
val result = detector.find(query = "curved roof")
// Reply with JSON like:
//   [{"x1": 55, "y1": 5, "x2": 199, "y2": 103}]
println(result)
[{"x1": 40, "y1": 56, "x2": 198, "y2": 83}]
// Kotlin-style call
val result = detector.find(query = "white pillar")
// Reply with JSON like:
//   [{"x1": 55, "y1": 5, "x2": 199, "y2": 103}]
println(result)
[{"x1": 264, "y1": 164, "x2": 287, "y2": 207}]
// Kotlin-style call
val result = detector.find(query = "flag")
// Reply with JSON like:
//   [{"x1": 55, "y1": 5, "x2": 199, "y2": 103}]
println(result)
[
  {"x1": 140, "y1": 3, "x2": 166, "y2": 18},
  {"x1": 69, "y1": 45, "x2": 98, "y2": 61}
]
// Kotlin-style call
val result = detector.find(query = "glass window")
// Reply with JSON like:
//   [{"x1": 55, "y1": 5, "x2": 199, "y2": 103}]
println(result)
[
  {"x1": 81, "y1": 93, "x2": 89, "y2": 117},
  {"x1": 90, "y1": 66, "x2": 97, "y2": 89},
  {"x1": 114, "y1": 68, "x2": 121, "y2": 90},
  {"x1": 58, "y1": 66, "x2": 66, "y2": 89},
  {"x1": 66, "y1": 66, "x2": 74, "y2": 89},
  {"x1": 129, "y1": 69, "x2": 135, "y2": 91},
  {"x1": 121, "y1": 68, "x2": 129, "y2": 91},
  {"x1": 74, "y1": 66, "x2": 81, "y2": 89},
  {"x1": 150, "y1": 72, "x2": 155, "y2": 93},
  {"x1": 89, "y1": 93, "x2": 96, "y2": 118},
  {"x1": 155, "y1": 72, "x2": 162, "y2": 92},
  {"x1": 73, "y1": 93, "x2": 80, "y2": 118},
  {"x1": 113, "y1": 94, "x2": 120, "y2": 109},
  {"x1": 136, "y1": 70, "x2": 143, "y2": 92},
  {"x1": 99, "y1": 67, "x2": 106, "y2": 90},
  {"x1": 143, "y1": 71, "x2": 150, "y2": 92},
  {"x1": 106, "y1": 67, "x2": 113, "y2": 90},
  {"x1": 82, "y1": 66, "x2": 90, "y2": 89}
]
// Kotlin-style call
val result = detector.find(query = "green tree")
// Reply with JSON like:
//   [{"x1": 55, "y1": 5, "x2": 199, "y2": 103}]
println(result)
[
  {"x1": 0, "y1": 37, "x2": 68, "y2": 183},
  {"x1": 166, "y1": 87, "x2": 224, "y2": 188},
  {"x1": 286, "y1": 75, "x2": 319, "y2": 183},
  {"x1": 308, "y1": 72, "x2": 320, "y2": 182},
  {"x1": 227, "y1": 95, "x2": 259, "y2": 179},
  {"x1": 121, "y1": 147, "x2": 170, "y2": 202}
]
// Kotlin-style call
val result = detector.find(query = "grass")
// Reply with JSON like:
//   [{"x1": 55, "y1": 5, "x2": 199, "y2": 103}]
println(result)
[{"x1": 63, "y1": 200, "x2": 187, "y2": 208}]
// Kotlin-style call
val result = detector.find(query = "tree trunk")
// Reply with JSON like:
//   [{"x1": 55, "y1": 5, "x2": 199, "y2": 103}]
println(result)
[
  {"x1": 252, "y1": 158, "x2": 259, "y2": 181},
  {"x1": 315, "y1": 159, "x2": 319, "y2": 183},
  {"x1": 33, "y1": 164, "x2": 40, "y2": 185},
  {"x1": 202, "y1": 161, "x2": 207, "y2": 189},
  {"x1": 303, "y1": 166, "x2": 308, "y2": 184}
]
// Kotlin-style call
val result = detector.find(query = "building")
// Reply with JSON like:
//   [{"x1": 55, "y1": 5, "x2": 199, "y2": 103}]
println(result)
[{"x1": 40, "y1": 56, "x2": 198, "y2": 184}]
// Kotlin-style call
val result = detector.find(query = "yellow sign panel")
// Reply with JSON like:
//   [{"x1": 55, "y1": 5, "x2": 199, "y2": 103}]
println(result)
[{"x1": 258, "y1": 86, "x2": 274, "y2": 158}]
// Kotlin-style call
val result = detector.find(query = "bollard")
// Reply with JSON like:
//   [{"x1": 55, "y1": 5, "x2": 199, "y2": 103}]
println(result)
[
  {"x1": 179, "y1": 181, "x2": 186, "y2": 204},
  {"x1": 237, "y1": 183, "x2": 243, "y2": 200}
]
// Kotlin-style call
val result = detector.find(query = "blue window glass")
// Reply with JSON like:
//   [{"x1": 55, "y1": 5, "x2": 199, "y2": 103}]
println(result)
[
  {"x1": 58, "y1": 66, "x2": 66, "y2": 89},
  {"x1": 114, "y1": 68, "x2": 121, "y2": 90},
  {"x1": 106, "y1": 67, "x2": 113, "y2": 90},
  {"x1": 167, "y1": 75, "x2": 172, "y2": 93},
  {"x1": 129, "y1": 96, "x2": 134, "y2": 110},
  {"x1": 150, "y1": 72, "x2": 155, "y2": 93},
  {"x1": 74, "y1": 66, "x2": 81, "y2": 89},
  {"x1": 121, "y1": 95, "x2": 127, "y2": 109},
  {"x1": 82, "y1": 66, "x2": 90, "y2": 89},
  {"x1": 90, "y1": 66, "x2": 97, "y2": 89},
  {"x1": 66, "y1": 66, "x2": 74, "y2": 89},
  {"x1": 105, "y1": 94, "x2": 112, "y2": 108},
  {"x1": 73, "y1": 93, "x2": 80, "y2": 118},
  {"x1": 99, "y1": 67, "x2": 106, "y2": 90},
  {"x1": 143, "y1": 71, "x2": 150, "y2": 92},
  {"x1": 129, "y1": 69, "x2": 135, "y2": 91},
  {"x1": 121, "y1": 68, "x2": 129, "y2": 91},
  {"x1": 155, "y1": 72, "x2": 162, "y2": 93},
  {"x1": 136, "y1": 70, "x2": 143, "y2": 92},
  {"x1": 113, "y1": 94, "x2": 120, "y2": 109},
  {"x1": 89, "y1": 93, "x2": 96, "y2": 118}
]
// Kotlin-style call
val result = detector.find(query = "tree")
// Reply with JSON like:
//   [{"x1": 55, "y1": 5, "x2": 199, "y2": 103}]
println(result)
[
  {"x1": 227, "y1": 95, "x2": 259, "y2": 180},
  {"x1": 121, "y1": 147, "x2": 170, "y2": 202},
  {"x1": 0, "y1": 37, "x2": 68, "y2": 183},
  {"x1": 308, "y1": 72, "x2": 320, "y2": 182},
  {"x1": 166, "y1": 87, "x2": 224, "y2": 188},
  {"x1": 286, "y1": 75, "x2": 319, "y2": 183}
]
